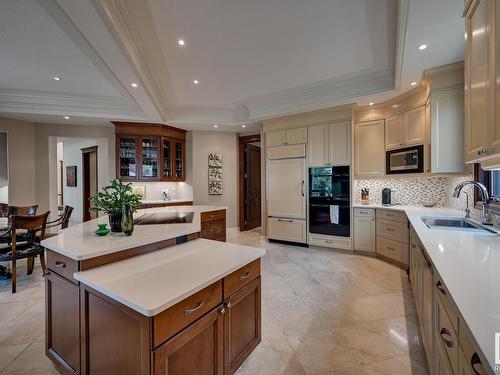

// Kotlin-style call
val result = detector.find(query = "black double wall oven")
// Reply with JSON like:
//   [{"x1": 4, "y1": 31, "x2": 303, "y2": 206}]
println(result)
[{"x1": 308, "y1": 166, "x2": 350, "y2": 237}]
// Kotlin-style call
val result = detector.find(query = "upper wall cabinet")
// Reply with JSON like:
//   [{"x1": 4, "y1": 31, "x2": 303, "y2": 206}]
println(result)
[
  {"x1": 354, "y1": 120, "x2": 385, "y2": 177},
  {"x1": 113, "y1": 122, "x2": 187, "y2": 182},
  {"x1": 266, "y1": 127, "x2": 307, "y2": 147},
  {"x1": 385, "y1": 106, "x2": 426, "y2": 150},
  {"x1": 308, "y1": 121, "x2": 351, "y2": 167}
]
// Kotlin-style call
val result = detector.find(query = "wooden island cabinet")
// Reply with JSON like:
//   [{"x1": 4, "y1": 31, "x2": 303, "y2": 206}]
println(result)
[{"x1": 113, "y1": 122, "x2": 187, "y2": 182}]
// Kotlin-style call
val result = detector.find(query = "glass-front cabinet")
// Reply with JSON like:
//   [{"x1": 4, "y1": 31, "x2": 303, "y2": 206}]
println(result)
[
  {"x1": 140, "y1": 137, "x2": 159, "y2": 179},
  {"x1": 118, "y1": 136, "x2": 138, "y2": 180},
  {"x1": 114, "y1": 122, "x2": 187, "y2": 182}
]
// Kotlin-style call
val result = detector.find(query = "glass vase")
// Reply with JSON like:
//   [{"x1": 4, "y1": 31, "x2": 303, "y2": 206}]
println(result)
[{"x1": 121, "y1": 204, "x2": 134, "y2": 236}]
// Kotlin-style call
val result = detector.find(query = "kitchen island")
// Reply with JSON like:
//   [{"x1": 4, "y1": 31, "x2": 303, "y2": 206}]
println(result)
[{"x1": 41, "y1": 206, "x2": 266, "y2": 375}]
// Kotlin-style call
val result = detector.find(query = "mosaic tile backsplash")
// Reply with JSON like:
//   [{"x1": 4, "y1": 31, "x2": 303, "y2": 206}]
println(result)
[{"x1": 353, "y1": 174, "x2": 480, "y2": 218}]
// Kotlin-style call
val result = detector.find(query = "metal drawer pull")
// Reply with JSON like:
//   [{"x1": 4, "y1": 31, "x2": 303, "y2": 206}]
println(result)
[
  {"x1": 359, "y1": 211, "x2": 368, "y2": 214},
  {"x1": 54, "y1": 261, "x2": 66, "y2": 268},
  {"x1": 325, "y1": 240, "x2": 333, "y2": 244},
  {"x1": 439, "y1": 328, "x2": 454, "y2": 348},
  {"x1": 470, "y1": 353, "x2": 483, "y2": 375},
  {"x1": 277, "y1": 219, "x2": 293, "y2": 222},
  {"x1": 210, "y1": 214, "x2": 215, "y2": 218},
  {"x1": 387, "y1": 246, "x2": 396, "y2": 251},
  {"x1": 239, "y1": 272, "x2": 250, "y2": 280},
  {"x1": 184, "y1": 300, "x2": 204, "y2": 316},
  {"x1": 436, "y1": 280, "x2": 447, "y2": 296},
  {"x1": 386, "y1": 213, "x2": 394, "y2": 217},
  {"x1": 386, "y1": 228, "x2": 395, "y2": 232}
]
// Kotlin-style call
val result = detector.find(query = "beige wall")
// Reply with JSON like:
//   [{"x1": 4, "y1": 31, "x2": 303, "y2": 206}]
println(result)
[
  {"x1": 0, "y1": 117, "x2": 36, "y2": 205},
  {"x1": 189, "y1": 131, "x2": 239, "y2": 228},
  {"x1": 34, "y1": 123, "x2": 115, "y2": 218}
]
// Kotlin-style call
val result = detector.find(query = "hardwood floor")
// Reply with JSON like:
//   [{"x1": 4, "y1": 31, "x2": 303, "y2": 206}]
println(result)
[{"x1": 0, "y1": 229, "x2": 428, "y2": 374}]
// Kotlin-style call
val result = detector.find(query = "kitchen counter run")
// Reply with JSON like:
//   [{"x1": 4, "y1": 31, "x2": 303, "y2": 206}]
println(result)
[{"x1": 40, "y1": 205, "x2": 226, "y2": 261}]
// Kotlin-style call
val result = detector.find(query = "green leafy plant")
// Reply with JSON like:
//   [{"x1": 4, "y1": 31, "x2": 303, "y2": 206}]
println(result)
[{"x1": 90, "y1": 179, "x2": 142, "y2": 214}]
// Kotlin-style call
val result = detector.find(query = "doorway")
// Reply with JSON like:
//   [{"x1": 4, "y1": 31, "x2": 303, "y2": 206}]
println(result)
[
  {"x1": 239, "y1": 135, "x2": 261, "y2": 231},
  {"x1": 82, "y1": 146, "x2": 98, "y2": 222}
]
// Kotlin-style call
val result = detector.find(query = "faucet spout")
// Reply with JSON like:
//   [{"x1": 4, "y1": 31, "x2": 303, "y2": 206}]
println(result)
[{"x1": 452, "y1": 181, "x2": 492, "y2": 225}]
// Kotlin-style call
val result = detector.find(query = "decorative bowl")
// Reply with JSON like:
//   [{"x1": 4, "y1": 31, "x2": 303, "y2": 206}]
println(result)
[
  {"x1": 95, "y1": 223, "x2": 110, "y2": 236},
  {"x1": 421, "y1": 201, "x2": 437, "y2": 208}
]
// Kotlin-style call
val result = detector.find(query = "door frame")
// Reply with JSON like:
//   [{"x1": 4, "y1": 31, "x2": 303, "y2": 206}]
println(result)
[
  {"x1": 82, "y1": 146, "x2": 98, "y2": 222},
  {"x1": 238, "y1": 134, "x2": 261, "y2": 231}
]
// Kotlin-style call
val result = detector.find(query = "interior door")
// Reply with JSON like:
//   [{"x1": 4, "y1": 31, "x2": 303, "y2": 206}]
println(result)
[
  {"x1": 267, "y1": 158, "x2": 305, "y2": 218},
  {"x1": 82, "y1": 146, "x2": 98, "y2": 222},
  {"x1": 244, "y1": 145, "x2": 261, "y2": 230}
]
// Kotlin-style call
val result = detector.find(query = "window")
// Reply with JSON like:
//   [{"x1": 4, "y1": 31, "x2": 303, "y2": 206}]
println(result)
[{"x1": 474, "y1": 163, "x2": 500, "y2": 203}]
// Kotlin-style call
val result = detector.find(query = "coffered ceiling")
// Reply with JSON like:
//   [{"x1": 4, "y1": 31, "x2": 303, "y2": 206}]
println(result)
[{"x1": 0, "y1": 0, "x2": 465, "y2": 130}]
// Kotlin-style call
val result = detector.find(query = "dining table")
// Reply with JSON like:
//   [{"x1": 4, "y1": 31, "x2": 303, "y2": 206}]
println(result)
[
  {"x1": 0, "y1": 217, "x2": 9, "y2": 231},
  {"x1": 0, "y1": 217, "x2": 10, "y2": 279}
]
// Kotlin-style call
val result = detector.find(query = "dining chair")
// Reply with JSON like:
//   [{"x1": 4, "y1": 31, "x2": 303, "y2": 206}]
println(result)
[
  {"x1": 0, "y1": 212, "x2": 49, "y2": 293},
  {"x1": 7, "y1": 205, "x2": 39, "y2": 217},
  {"x1": 0, "y1": 203, "x2": 7, "y2": 218},
  {"x1": 42, "y1": 205, "x2": 74, "y2": 239}
]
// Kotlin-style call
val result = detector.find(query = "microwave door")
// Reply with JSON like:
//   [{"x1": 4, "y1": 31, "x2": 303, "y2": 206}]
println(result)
[{"x1": 390, "y1": 151, "x2": 418, "y2": 170}]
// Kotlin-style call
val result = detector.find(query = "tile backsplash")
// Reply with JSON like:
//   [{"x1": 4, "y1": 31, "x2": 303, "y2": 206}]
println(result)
[{"x1": 353, "y1": 174, "x2": 479, "y2": 217}]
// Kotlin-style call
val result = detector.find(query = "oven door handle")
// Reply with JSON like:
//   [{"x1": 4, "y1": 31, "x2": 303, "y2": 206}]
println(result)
[{"x1": 301, "y1": 180, "x2": 304, "y2": 197}]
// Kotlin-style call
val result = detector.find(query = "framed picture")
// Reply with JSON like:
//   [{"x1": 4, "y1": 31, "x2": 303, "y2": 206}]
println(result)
[
  {"x1": 66, "y1": 166, "x2": 77, "y2": 187},
  {"x1": 208, "y1": 154, "x2": 223, "y2": 195}
]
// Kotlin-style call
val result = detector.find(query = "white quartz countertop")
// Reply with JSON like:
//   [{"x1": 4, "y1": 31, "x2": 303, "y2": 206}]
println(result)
[
  {"x1": 40, "y1": 205, "x2": 226, "y2": 261},
  {"x1": 73, "y1": 239, "x2": 266, "y2": 316},
  {"x1": 355, "y1": 203, "x2": 500, "y2": 370},
  {"x1": 141, "y1": 199, "x2": 193, "y2": 204}
]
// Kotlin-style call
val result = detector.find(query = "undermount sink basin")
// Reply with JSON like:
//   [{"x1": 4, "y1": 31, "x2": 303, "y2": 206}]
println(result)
[{"x1": 421, "y1": 216, "x2": 498, "y2": 234}]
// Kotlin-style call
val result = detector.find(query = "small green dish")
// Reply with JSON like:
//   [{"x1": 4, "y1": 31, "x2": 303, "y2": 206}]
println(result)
[{"x1": 95, "y1": 223, "x2": 110, "y2": 236}]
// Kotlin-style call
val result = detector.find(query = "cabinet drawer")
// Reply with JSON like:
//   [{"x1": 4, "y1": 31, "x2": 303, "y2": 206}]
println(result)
[
  {"x1": 376, "y1": 236, "x2": 408, "y2": 264},
  {"x1": 266, "y1": 144, "x2": 306, "y2": 160},
  {"x1": 376, "y1": 219, "x2": 409, "y2": 243},
  {"x1": 376, "y1": 209, "x2": 407, "y2": 223},
  {"x1": 201, "y1": 210, "x2": 226, "y2": 223},
  {"x1": 308, "y1": 234, "x2": 352, "y2": 251},
  {"x1": 354, "y1": 208, "x2": 375, "y2": 218},
  {"x1": 223, "y1": 259, "x2": 260, "y2": 299},
  {"x1": 201, "y1": 219, "x2": 226, "y2": 239},
  {"x1": 267, "y1": 218, "x2": 306, "y2": 243},
  {"x1": 434, "y1": 273, "x2": 459, "y2": 332},
  {"x1": 153, "y1": 280, "x2": 222, "y2": 348},
  {"x1": 46, "y1": 250, "x2": 79, "y2": 281},
  {"x1": 459, "y1": 321, "x2": 489, "y2": 375},
  {"x1": 436, "y1": 294, "x2": 459, "y2": 375}
]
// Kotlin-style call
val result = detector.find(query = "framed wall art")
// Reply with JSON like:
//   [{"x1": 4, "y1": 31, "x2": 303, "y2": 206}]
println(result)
[
  {"x1": 66, "y1": 166, "x2": 77, "y2": 187},
  {"x1": 208, "y1": 153, "x2": 222, "y2": 195}
]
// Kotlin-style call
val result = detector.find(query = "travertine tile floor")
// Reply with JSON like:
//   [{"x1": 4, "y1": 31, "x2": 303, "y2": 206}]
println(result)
[{"x1": 0, "y1": 229, "x2": 429, "y2": 374}]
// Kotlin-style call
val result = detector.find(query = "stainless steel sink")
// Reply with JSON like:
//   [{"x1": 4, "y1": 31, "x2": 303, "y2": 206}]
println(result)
[{"x1": 421, "y1": 216, "x2": 498, "y2": 234}]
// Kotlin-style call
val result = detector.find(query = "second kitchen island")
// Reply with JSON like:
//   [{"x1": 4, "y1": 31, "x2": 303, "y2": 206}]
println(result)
[{"x1": 41, "y1": 206, "x2": 266, "y2": 375}]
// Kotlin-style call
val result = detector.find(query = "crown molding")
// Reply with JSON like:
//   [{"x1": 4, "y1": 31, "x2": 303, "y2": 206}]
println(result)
[
  {"x1": 165, "y1": 105, "x2": 249, "y2": 126},
  {"x1": 394, "y1": 0, "x2": 410, "y2": 91},
  {"x1": 0, "y1": 89, "x2": 146, "y2": 120}
]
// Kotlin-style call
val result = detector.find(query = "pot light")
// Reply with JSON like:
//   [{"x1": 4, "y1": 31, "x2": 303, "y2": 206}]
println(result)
[
  {"x1": 369, "y1": 102, "x2": 374, "y2": 106},
  {"x1": 64, "y1": 116, "x2": 70, "y2": 120},
  {"x1": 131, "y1": 83, "x2": 138, "y2": 88},
  {"x1": 193, "y1": 79, "x2": 199, "y2": 85},
  {"x1": 418, "y1": 44, "x2": 428, "y2": 50},
  {"x1": 53, "y1": 77, "x2": 61, "y2": 81},
  {"x1": 242, "y1": 125, "x2": 246, "y2": 128},
  {"x1": 411, "y1": 81, "x2": 417, "y2": 86},
  {"x1": 213, "y1": 125, "x2": 218, "y2": 128},
  {"x1": 178, "y1": 39, "x2": 185, "y2": 46}
]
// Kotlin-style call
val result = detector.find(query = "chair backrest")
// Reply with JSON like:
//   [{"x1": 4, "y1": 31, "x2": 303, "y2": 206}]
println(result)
[
  {"x1": 0, "y1": 203, "x2": 7, "y2": 218},
  {"x1": 61, "y1": 206, "x2": 74, "y2": 229},
  {"x1": 11, "y1": 211, "x2": 50, "y2": 247},
  {"x1": 8, "y1": 205, "x2": 39, "y2": 217}
]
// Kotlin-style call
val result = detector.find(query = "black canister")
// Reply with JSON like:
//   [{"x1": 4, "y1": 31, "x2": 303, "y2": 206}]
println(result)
[{"x1": 382, "y1": 188, "x2": 392, "y2": 205}]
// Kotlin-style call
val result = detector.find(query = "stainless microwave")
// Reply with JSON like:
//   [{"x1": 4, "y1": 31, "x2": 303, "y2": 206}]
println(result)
[{"x1": 386, "y1": 145, "x2": 424, "y2": 174}]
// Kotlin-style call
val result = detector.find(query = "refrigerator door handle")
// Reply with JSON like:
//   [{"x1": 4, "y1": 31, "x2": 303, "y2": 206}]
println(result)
[{"x1": 301, "y1": 180, "x2": 305, "y2": 197}]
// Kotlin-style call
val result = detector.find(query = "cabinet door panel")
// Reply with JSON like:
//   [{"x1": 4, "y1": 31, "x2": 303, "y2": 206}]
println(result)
[
  {"x1": 117, "y1": 135, "x2": 138, "y2": 180},
  {"x1": 266, "y1": 131, "x2": 285, "y2": 147},
  {"x1": 308, "y1": 125, "x2": 329, "y2": 166},
  {"x1": 161, "y1": 137, "x2": 173, "y2": 180},
  {"x1": 154, "y1": 307, "x2": 224, "y2": 375},
  {"x1": 353, "y1": 216, "x2": 375, "y2": 252},
  {"x1": 285, "y1": 127, "x2": 307, "y2": 144},
  {"x1": 385, "y1": 114, "x2": 404, "y2": 150},
  {"x1": 267, "y1": 158, "x2": 305, "y2": 218},
  {"x1": 46, "y1": 271, "x2": 80, "y2": 373},
  {"x1": 355, "y1": 120, "x2": 385, "y2": 176},
  {"x1": 329, "y1": 121, "x2": 350, "y2": 165},
  {"x1": 224, "y1": 277, "x2": 261, "y2": 375},
  {"x1": 404, "y1": 106, "x2": 426, "y2": 145},
  {"x1": 140, "y1": 136, "x2": 160, "y2": 180},
  {"x1": 492, "y1": 0, "x2": 500, "y2": 155},
  {"x1": 173, "y1": 140, "x2": 185, "y2": 181},
  {"x1": 465, "y1": 0, "x2": 490, "y2": 161}
]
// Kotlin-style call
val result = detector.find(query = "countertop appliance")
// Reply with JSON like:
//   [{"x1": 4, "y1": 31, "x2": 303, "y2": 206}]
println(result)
[
  {"x1": 386, "y1": 144, "x2": 424, "y2": 174},
  {"x1": 309, "y1": 166, "x2": 350, "y2": 237},
  {"x1": 382, "y1": 188, "x2": 392, "y2": 205}
]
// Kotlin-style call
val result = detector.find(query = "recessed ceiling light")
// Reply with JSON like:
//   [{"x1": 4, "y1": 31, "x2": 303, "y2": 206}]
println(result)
[
  {"x1": 214, "y1": 125, "x2": 218, "y2": 128},
  {"x1": 178, "y1": 39, "x2": 185, "y2": 46},
  {"x1": 411, "y1": 81, "x2": 417, "y2": 86},
  {"x1": 53, "y1": 77, "x2": 61, "y2": 81},
  {"x1": 64, "y1": 116, "x2": 70, "y2": 120},
  {"x1": 193, "y1": 79, "x2": 199, "y2": 85},
  {"x1": 131, "y1": 83, "x2": 138, "y2": 88},
  {"x1": 418, "y1": 44, "x2": 428, "y2": 50},
  {"x1": 242, "y1": 125, "x2": 246, "y2": 128},
  {"x1": 392, "y1": 104, "x2": 399, "y2": 108},
  {"x1": 369, "y1": 102, "x2": 374, "y2": 106}
]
